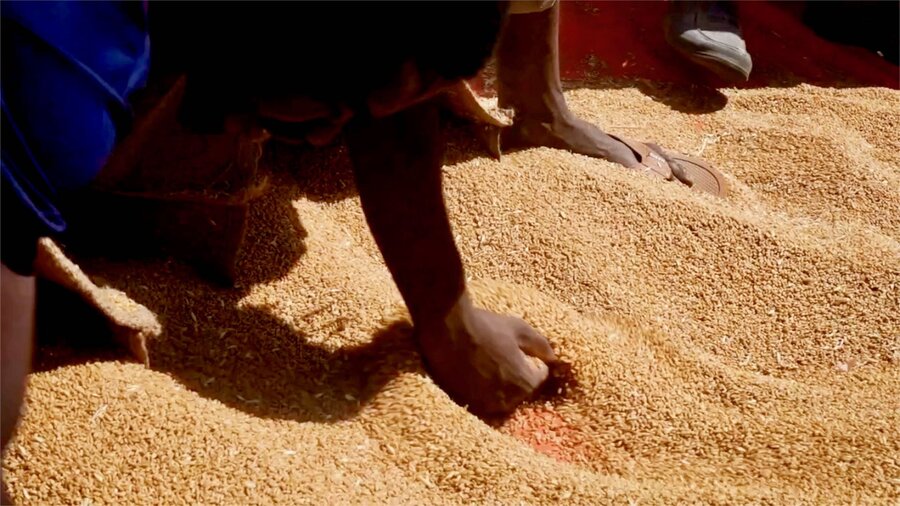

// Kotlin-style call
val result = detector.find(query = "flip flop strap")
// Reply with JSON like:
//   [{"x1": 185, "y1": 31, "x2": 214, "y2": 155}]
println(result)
[{"x1": 608, "y1": 134, "x2": 673, "y2": 180}]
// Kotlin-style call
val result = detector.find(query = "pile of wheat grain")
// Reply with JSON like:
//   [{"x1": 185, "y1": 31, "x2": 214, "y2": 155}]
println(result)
[{"x1": 3, "y1": 82, "x2": 898, "y2": 504}]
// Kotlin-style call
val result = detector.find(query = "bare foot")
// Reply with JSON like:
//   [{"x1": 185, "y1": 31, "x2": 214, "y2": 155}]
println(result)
[
  {"x1": 501, "y1": 113, "x2": 639, "y2": 168},
  {"x1": 503, "y1": 115, "x2": 696, "y2": 187}
]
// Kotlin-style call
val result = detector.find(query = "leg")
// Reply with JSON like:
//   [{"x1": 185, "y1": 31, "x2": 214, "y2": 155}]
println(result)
[
  {"x1": 496, "y1": 2, "x2": 640, "y2": 167},
  {"x1": 1, "y1": 262, "x2": 36, "y2": 505}
]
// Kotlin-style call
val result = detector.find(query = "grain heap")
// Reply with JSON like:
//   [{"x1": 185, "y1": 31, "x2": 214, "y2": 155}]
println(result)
[{"x1": 3, "y1": 82, "x2": 899, "y2": 504}]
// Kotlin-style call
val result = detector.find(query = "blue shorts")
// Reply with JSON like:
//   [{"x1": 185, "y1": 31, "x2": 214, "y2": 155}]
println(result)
[{"x1": 1, "y1": 1, "x2": 150, "y2": 274}]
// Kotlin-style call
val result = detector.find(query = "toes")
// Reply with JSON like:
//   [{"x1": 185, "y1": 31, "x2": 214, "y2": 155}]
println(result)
[{"x1": 646, "y1": 142, "x2": 694, "y2": 186}]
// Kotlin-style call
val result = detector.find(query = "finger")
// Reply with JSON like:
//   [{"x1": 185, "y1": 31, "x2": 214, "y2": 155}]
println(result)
[
  {"x1": 527, "y1": 356, "x2": 550, "y2": 383},
  {"x1": 513, "y1": 350, "x2": 550, "y2": 390},
  {"x1": 513, "y1": 320, "x2": 557, "y2": 363}
]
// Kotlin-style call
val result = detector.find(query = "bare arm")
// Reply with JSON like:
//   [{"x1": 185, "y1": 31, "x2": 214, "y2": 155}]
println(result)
[
  {"x1": 345, "y1": 100, "x2": 556, "y2": 415},
  {"x1": 345, "y1": 101, "x2": 463, "y2": 327}
]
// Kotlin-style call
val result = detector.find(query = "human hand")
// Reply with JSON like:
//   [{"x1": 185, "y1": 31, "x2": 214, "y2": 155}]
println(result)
[{"x1": 416, "y1": 293, "x2": 557, "y2": 416}]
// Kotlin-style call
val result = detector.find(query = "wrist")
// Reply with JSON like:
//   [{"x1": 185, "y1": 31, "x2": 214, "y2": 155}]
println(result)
[{"x1": 414, "y1": 289, "x2": 472, "y2": 337}]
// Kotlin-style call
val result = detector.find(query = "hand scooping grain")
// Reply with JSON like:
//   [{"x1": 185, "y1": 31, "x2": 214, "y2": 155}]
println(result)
[{"x1": 416, "y1": 293, "x2": 557, "y2": 415}]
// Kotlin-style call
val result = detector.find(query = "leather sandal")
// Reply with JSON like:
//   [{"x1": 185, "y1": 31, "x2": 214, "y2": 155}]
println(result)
[{"x1": 608, "y1": 134, "x2": 729, "y2": 197}]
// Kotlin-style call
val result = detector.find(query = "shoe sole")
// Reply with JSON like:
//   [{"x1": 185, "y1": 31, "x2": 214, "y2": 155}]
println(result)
[{"x1": 677, "y1": 47, "x2": 752, "y2": 82}]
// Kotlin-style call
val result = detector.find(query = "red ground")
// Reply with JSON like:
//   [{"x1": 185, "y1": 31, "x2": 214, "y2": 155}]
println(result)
[
  {"x1": 502, "y1": 405, "x2": 589, "y2": 464},
  {"x1": 556, "y1": 1, "x2": 898, "y2": 88}
]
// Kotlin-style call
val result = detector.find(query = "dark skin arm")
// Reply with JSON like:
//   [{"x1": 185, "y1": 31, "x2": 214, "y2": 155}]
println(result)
[
  {"x1": 345, "y1": 100, "x2": 557, "y2": 416},
  {"x1": 346, "y1": 101, "x2": 464, "y2": 325}
]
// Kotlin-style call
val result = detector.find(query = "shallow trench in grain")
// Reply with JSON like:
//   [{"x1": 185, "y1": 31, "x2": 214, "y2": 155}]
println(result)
[{"x1": 4, "y1": 82, "x2": 899, "y2": 504}]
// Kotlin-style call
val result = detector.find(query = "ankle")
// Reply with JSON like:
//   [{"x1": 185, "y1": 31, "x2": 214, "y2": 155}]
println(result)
[
  {"x1": 500, "y1": 86, "x2": 573, "y2": 126},
  {"x1": 519, "y1": 101, "x2": 575, "y2": 128}
]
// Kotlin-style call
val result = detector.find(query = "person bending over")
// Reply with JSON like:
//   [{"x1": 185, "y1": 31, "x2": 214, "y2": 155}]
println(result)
[{"x1": 2, "y1": 7, "x2": 559, "y2": 503}]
